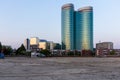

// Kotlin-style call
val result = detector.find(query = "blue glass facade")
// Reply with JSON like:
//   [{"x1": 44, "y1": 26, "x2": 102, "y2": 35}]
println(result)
[
  {"x1": 62, "y1": 4, "x2": 93, "y2": 51},
  {"x1": 62, "y1": 4, "x2": 74, "y2": 50},
  {"x1": 76, "y1": 7, "x2": 93, "y2": 50},
  {"x1": 75, "y1": 11, "x2": 82, "y2": 50}
]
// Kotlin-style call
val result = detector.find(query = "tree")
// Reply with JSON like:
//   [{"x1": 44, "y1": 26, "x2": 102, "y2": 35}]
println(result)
[
  {"x1": 16, "y1": 44, "x2": 26, "y2": 55},
  {"x1": 67, "y1": 51, "x2": 74, "y2": 56},
  {"x1": 54, "y1": 43, "x2": 61, "y2": 50},
  {"x1": 2, "y1": 46, "x2": 13, "y2": 55},
  {"x1": 110, "y1": 50, "x2": 115, "y2": 55},
  {"x1": 40, "y1": 49, "x2": 51, "y2": 57},
  {"x1": 81, "y1": 50, "x2": 93, "y2": 56}
]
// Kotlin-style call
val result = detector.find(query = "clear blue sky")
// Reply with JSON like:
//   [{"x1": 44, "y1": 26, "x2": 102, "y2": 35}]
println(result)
[{"x1": 0, "y1": 0, "x2": 120, "y2": 49}]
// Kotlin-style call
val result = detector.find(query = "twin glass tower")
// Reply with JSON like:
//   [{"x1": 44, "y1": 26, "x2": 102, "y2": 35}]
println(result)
[{"x1": 62, "y1": 3, "x2": 93, "y2": 51}]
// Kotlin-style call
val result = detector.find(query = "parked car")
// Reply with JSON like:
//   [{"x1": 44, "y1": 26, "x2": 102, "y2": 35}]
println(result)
[
  {"x1": 31, "y1": 52, "x2": 45, "y2": 58},
  {"x1": 31, "y1": 52, "x2": 38, "y2": 57},
  {"x1": 39, "y1": 53, "x2": 46, "y2": 57}
]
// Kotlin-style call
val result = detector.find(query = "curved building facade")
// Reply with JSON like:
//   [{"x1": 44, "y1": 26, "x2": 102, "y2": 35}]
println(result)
[
  {"x1": 61, "y1": 4, "x2": 93, "y2": 51},
  {"x1": 61, "y1": 3, "x2": 74, "y2": 50},
  {"x1": 78, "y1": 6, "x2": 93, "y2": 50}
]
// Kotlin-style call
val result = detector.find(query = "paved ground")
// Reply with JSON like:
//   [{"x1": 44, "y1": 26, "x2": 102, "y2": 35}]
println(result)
[{"x1": 0, "y1": 57, "x2": 120, "y2": 80}]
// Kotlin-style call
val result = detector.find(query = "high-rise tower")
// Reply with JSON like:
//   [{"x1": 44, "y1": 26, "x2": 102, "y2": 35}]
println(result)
[
  {"x1": 61, "y1": 4, "x2": 93, "y2": 51},
  {"x1": 76, "y1": 6, "x2": 93, "y2": 50},
  {"x1": 61, "y1": 3, "x2": 74, "y2": 50}
]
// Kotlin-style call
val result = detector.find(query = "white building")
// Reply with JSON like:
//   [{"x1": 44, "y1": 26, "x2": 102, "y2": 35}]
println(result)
[
  {"x1": 30, "y1": 37, "x2": 39, "y2": 45},
  {"x1": 30, "y1": 37, "x2": 39, "y2": 51},
  {"x1": 39, "y1": 39, "x2": 47, "y2": 50}
]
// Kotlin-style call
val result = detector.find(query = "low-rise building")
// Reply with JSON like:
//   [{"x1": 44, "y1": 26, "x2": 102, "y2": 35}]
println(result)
[
  {"x1": 47, "y1": 41, "x2": 54, "y2": 50},
  {"x1": 30, "y1": 37, "x2": 39, "y2": 51},
  {"x1": 96, "y1": 42, "x2": 113, "y2": 50},
  {"x1": 96, "y1": 42, "x2": 113, "y2": 56},
  {"x1": 39, "y1": 39, "x2": 47, "y2": 50}
]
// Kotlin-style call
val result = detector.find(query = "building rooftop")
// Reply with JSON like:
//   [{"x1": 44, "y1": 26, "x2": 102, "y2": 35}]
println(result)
[
  {"x1": 62, "y1": 3, "x2": 74, "y2": 9},
  {"x1": 78, "y1": 6, "x2": 93, "y2": 12},
  {"x1": 40, "y1": 39, "x2": 47, "y2": 42}
]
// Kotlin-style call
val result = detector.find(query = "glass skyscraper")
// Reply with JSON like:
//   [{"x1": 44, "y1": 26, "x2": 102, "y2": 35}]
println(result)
[
  {"x1": 76, "y1": 6, "x2": 93, "y2": 50},
  {"x1": 62, "y1": 4, "x2": 93, "y2": 51},
  {"x1": 61, "y1": 4, "x2": 74, "y2": 50}
]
